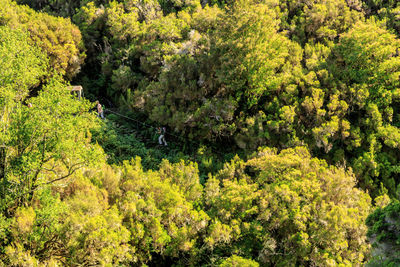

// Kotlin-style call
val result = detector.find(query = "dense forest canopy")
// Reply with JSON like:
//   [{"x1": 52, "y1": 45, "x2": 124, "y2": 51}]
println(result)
[
  {"x1": 1, "y1": 0, "x2": 400, "y2": 265},
  {"x1": 13, "y1": 0, "x2": 400, "y2": 198}
]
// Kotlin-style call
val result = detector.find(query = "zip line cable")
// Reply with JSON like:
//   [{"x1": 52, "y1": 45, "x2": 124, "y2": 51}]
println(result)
[
  {"x1": 104, "y1": 108, "x2": 229, "y2": 158},
  {"x1": 5, "y1": 107, "x2": 230, "y2": 207}
]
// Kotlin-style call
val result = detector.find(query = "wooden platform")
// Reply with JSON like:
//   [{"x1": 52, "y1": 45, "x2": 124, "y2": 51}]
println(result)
[{"x1": 68, "y1": 85, "x2": 83, "y2": 100}]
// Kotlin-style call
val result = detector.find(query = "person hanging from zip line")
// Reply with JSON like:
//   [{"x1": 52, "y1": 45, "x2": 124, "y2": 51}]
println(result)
[
  {"x1": 157, "y1": 126, "x2": 167, "y2": 146},
  {"x1": 96, "y1": 101, "x2": 104, "y2": 119}
]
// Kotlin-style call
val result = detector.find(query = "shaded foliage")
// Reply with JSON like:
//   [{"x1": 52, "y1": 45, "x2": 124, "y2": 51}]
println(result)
[
  {"x1": 0, "y1": 0, "x2": 85, "y2": 78},
  {"x1": 5, "y1": 0, "x2": 400, "y2": 265},
  {"x1": 366, "y1": 200, "x2": 400, "y2": 266},
  {"x1": 24, "y1": 0, "x2": 400, "y2": 198}
]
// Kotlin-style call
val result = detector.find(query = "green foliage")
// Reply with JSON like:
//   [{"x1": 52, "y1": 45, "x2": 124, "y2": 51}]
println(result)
[
  {"x1": 219, "y1": 255, "x2": 259, "y2": 267},
  {"x1": 2, "y1": 80, "x2": 103, "y2": 210},
  {"x1": 0, "y1": 26, "x2": 47, "y2": 105},
  {"x1": 322, "y1": 19, "x2": 400, "y2": 196},
  {"x1": 5, "y1": 0, "x2": 400, "y2": 265},
  {"x1": 361, "y1": 0, "x2": 400, "y2": 34},
  {"x1": 117, "y1": 157, "x2": 209, "y2": 264},
  {"x1": 2, "y1": 171, "x2": 132, "y2": 265},
  {"x1": 16, "y1": 0, "x2": 93, "y2": 18},
  {"x1": 366, "y1": 200, "x2": 400, "y2": 266},
  {"x1": 91, "y1": 113, "x2": 189, "y2": 170},
  {"x1": 0, "y1": 0, "x2": 85, "y2": 78},
  {"x1": 62, "y1": 195, "x2": 131, "y2": 265},
  {"x1": 91, "y1": 111, "x2": 231, "y2": 181},
  {"x1": 133, "y1": 0, "x2": 302, "y2": 148},
  {"x1": 202, "y1": 147, "x2": 371, "y2": 266},
  {"x1": 279, "y1": 0, "x2": 362, "y2": 44},
  {"x1": 99, "y1": 0, "x2": 400, "y2": 198},
  {"x1": 5, "y1": 189, "x2": 66, "y2": 264},
  {"x1": 158, "y1": 159, "x2": 203, "y2": 202}
]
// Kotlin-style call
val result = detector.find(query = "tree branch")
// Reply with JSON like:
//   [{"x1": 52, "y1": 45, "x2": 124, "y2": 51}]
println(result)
[{"x1": 7, "y1": 160, "x2": 87, "y2": 207}]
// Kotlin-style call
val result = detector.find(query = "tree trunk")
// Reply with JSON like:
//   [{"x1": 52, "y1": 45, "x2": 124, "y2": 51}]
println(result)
[{"x1": 0, "y1": 146, "x2": 6, "y2": 199}]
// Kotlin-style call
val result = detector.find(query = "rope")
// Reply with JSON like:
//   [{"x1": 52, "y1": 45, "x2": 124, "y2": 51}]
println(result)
[
  {"x1": 3, "y1": 107, "x2": 229, "y2": 208},
  {"x1": 104, "y1": 108, "x2": 228, "y2": 158}
]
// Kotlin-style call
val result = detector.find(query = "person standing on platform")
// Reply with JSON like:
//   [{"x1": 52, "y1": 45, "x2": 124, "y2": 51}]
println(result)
[{"x1": 96, "y1": 101, "x2": 104, "y2": 119}]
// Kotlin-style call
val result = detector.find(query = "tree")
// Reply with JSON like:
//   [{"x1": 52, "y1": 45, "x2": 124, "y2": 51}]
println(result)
[
  {"x1": 0, "y1": 26, "x2": 47, "y2": 107},
  {"x1": 203, "y1": 147, "x2": 371, "y2": 266},
  {"x1": 2, "y1": 79, "x2": 103, "y2": 211},
  {"x1": 219, "y1": 255, "x2": 259, "y2": 267},
  {"x1": 0, "y1": 0, "x2": 85, "y2": 79},
  {"x1": 3, "y1": 170, "x2": 132, "y2": 266},
  {"x1": 0, "y1": 25, "x2": 48, "y2": 210},
  {"x1": 366, "y1": 200, "x2": 400, "y2": 266},
  {"x1": 16, "y1": 0, "x2": 88, "y2": 17},
  {"x1": 278, "y1": 0, "x2": 362, "y2": 44},
  {"x1": 323, "y1": 20, "x2": 400, "y2": 196},
  {"x1": 134, "y1": 0, "x2": 302, "y2": 148},
  {"x1": 117, "y1": 157, "x2": 209, "y2": 264},
  {"x1": 361, "y1": 0, "x2": 400, "y2": 35}
]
